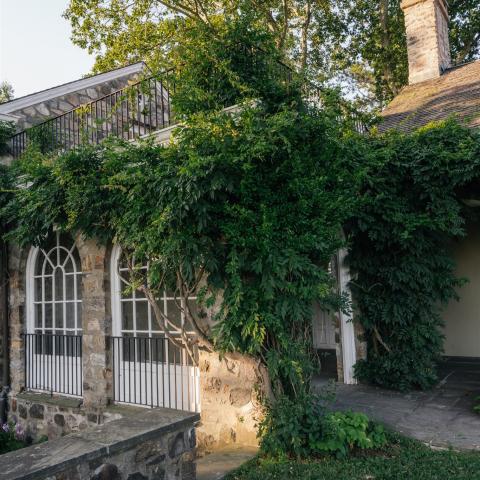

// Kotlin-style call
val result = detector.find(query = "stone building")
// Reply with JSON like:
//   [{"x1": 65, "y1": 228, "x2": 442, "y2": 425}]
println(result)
[
  {"x1": 0, "y1": 63, "x2": 269, "y2": 451},
  {"x1": 3, "y1": 0, "x2": 479, "y2": 457}
]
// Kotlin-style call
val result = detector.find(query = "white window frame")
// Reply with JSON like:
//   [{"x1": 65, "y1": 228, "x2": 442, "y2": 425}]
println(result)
[
  {"x1": 26, "y1": 232, "x2": 82, "y2": 335},
  {"x1": 25, "y1": 232, "x2": 83, "y2": 396},
  {"x1": 110, "y1": 245, "x2": 200, "y2": 412}
]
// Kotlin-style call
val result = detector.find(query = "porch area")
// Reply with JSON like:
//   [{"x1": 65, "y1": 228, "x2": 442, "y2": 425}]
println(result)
[{"x1": 315, "y1": 357, "x2": 480, "y2": 450}]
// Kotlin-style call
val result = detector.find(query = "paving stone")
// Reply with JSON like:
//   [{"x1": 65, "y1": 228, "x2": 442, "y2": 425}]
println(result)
[
  {"x1": 196, "y1": 446, "x2": 258, "y2": 480},
  {"x1": 314, "y1": 358, "x2": 480, "y2": 450}
]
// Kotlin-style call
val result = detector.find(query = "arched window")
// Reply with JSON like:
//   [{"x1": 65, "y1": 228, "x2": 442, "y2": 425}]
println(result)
[
  {"x1": 111, "y1": 246, "x2": 196, "y2": 339},
  {"x1": 110, "y1": 245, "x2": 200, "y2": 411},
  {"x1": 25, "y1": 232, "x2": 83, "y2": 396},
  {"x1": 27, "y1": 232, "x2": 83, "y2": 335}
]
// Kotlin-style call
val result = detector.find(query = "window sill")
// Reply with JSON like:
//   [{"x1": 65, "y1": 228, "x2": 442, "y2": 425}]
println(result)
[{"x1": 16, "y1": 391, "x2": 83, "y2": 409}]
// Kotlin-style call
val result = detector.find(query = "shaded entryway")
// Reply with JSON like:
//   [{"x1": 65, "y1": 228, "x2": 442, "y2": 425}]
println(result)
[{"x1": 314, "y1": 357, "x2": 480, "y2": 450}]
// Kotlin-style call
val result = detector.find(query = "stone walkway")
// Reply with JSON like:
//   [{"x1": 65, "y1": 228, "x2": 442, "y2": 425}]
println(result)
[
  {"x1": 315, "y1": 357, "x2": 480, "y2": 450},
  {"x1": 196, "y1": 446, "x2": 258, "y2": 480}
]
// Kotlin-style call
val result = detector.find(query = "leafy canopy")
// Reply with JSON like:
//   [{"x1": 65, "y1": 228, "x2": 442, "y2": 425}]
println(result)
[
  {"x1": 2, "y1": 21, "x2": 360, "y2": 402},
  {"x1": 64, "y1": 0, "x2": 480, "y2": 107}
]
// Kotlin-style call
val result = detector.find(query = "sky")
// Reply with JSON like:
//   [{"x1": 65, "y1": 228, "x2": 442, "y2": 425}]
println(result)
[{"x1": 0, "y1": 0, "x2": 95, "y2": 99}]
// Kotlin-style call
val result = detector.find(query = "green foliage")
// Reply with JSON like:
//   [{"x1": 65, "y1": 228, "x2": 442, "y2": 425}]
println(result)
[
  {"x1": 259, "y1": 392, "x2": 385, "y2": 459},
  {"x1": 4, "y1": 88, "x2": 356, "y2": 403},
  {"x1": 317, "y1": 411, "x2": 387, "y2": 458},
  {"x1": 3, "y1": 21, "x2": 361, "y2": 407},
  {"x1": 258, "y1": 392, "x2": 333, "y2": 459},
  {"x1": 64, "y1": 0, "x2": 480, "y2": 107},
  {"x1": 168, "y1": 18, "x2": 300, "y2": 118},
  {"x1": 25, "y1": 124, "x2": 60, "y2": 154},
  {"x1": 227, "y1": 433, "x2": 480, "y2": 480},
  {"x1": 349, "y1": 120, "x2": 480, "y2": 390},
  {"x1": 0, "y1": 121, "x2": 15, "y2": 156}
]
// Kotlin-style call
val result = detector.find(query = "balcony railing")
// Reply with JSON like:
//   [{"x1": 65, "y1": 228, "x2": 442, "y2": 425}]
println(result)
[
  {"x1": 10, "y1": 69, "x2": 176, "y2": 159},
  {"x1": 111, "y1": 335, "x2": 200, "y2": 413},
  {"x1": 23, "y1": 332, "x2": 199, "y2": 412},
  {"x1": 8, "y1": 52, "x2": 371, "y2": 159},
  {"x1": 23, "y1": 332, "x2": 83, "y2": 397}
]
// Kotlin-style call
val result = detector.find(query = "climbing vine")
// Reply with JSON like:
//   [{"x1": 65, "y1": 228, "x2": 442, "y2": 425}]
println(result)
[
  {"x1": 1, "y1": 20, "x2": 361, "y2": 409},
  {"x1": 349, "y1": 121, "x2": 480, "y2": 390},
  {"x1": 1, "y1": 16, "x2": 480, "y2": 457}
]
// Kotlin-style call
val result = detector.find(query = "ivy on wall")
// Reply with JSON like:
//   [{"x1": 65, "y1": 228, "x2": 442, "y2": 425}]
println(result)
[
  {"x1": 1, "y1": 18, "x2": 480, "y2": 440},
  {"x1": 349, "y1": 121, "x2": 480, "y2": 390}
]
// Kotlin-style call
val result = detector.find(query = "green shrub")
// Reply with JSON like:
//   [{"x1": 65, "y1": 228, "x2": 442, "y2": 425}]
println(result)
[
  {"x1": 318, "y1": 411, "x2": 387, "y2": 458},
  {"x1": 258, "y1": 393, "x2": 331, "y2": 459},
  {"x1": 259, "y1": 392, "x2": 386, "y2": 459},
  {"x1": 0, "y1": 121, "x2": 15, "y2": 156}
]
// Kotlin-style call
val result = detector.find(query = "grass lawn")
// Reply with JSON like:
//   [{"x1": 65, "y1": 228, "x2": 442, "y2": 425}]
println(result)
[{"x1": 225, "y1": 434, "x2": 480, "y2": 480}]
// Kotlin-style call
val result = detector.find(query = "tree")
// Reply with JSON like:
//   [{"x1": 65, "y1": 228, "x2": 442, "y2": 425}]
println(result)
[
  {"x1": 0, "y1": 82, "x2": 14, "y2": 104},
  {"x1": 450, "y1": 0, "x2": 480, "y2": 64},
  {"x1": 64, "y1": 0, "x2": 480, "y2": 108},
  {"x1": 64, "y1": 0, "x2": 342, "y2": 78}
]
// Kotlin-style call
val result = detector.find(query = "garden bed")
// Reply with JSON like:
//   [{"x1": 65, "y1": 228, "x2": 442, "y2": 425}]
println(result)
[{"x1": 226, "y1": 434, "x2": 480, "y2": 480}]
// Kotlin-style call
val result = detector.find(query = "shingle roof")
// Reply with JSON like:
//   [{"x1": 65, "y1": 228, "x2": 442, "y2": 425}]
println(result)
[{"x1": 380, "y1": 60, "x2": 480, "y2": 132}]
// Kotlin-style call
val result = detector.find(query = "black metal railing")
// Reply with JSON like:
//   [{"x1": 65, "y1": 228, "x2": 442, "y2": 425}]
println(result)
[
  {"x1": 9, "y1": 52, "x2": 371, "y2": 159},
  {"x1": 111, "y1": 335, "x2": 199, "y2": 412},
  {"x1": 10, "y1": 69, "x2": 176, "y2": 158},
  {"x1": 23, "y1": 332, "x2": 83, "y2": 397}
]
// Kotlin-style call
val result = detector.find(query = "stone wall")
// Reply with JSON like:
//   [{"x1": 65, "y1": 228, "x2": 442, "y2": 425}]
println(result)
[
  {"x1": 197, "y1": 350, "x2": 262, "y2": 453},
  {"x1": 1, "y1": 407, "x2": 199, "y2": 480},
  {"x1": 7, "y1": 243, "x2": 27, "y2": 394},
  {"x1": 9, "y1": 73, "x2": 140, "y2": 132},
  {"x1": 0, "y1": 238, "x2": 7, "y2": 387},
  {"x1": 9, "y1": 392, "x2": 124, "y2": 441}
]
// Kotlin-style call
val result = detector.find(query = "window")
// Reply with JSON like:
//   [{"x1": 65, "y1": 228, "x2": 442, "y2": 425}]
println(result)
[
  {"x1": 113, "y1": 248, "x2": 196, "y2": 340},
  {"x1": 29, "y1": 232, "x2": 82, "y2": 336},
  {"x1": 25, "y1": 232, "x2": 83, "y2": 396},
  {"x1": 110, "y1": 245, "x2": 200, "y2": 411}
]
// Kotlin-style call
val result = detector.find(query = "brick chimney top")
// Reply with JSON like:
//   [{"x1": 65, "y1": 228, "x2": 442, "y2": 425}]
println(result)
[{"x1": 401, "y1": 0, "x2": 451, "y2": 84}]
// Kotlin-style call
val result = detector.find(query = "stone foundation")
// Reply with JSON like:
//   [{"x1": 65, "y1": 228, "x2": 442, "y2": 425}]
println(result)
[
  {"x1": 1, "y1": 407, "x2": 199, "y2": 480},
  {"x1": 9, "y1": 392, "x2": 124, "y2": 441}
]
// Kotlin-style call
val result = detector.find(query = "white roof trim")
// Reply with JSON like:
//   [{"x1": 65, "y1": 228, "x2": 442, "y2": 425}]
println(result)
[
  {"x1": 0, "y1": 113, "x2": 21, "y2": 123},
  {"x1": 0, "y1": 62, "x2": 145, "y2": 114}
]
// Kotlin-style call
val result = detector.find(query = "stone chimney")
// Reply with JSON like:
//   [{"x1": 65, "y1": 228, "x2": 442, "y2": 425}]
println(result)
[{"x1": 401, "y1": 0, "x2": 451, "y2": 84}]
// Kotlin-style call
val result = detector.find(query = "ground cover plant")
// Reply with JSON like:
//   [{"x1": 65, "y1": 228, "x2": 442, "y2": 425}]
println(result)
[{"x1": 226, "y1": 434, "x2": 480, "y2": 480}]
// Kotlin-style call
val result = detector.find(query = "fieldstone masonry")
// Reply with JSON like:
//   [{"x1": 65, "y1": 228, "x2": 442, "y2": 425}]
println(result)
[
  {"x1": 401, "y1": 0, "x2": 451, "y2": 84},
  {"x1": 76, "y1": 236, "x2": 113, "y2": 412},
  {"x1": 197, "y1": 350, "x2": 262, "y2": 452},
  {"x1": 9, "y1": 392, "x2": 124, "y2": 441},
  {"x1": 1, "y1": 407, "x2": 199, "y2": 480},
  {"x1": 8, "y1": 243, "x2": 27, "y2": 394}
]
